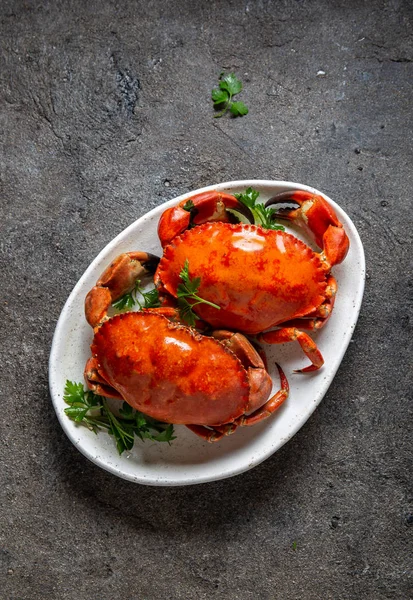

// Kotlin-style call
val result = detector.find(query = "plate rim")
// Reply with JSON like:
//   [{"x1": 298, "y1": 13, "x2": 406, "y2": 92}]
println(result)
[{"x1": 49, "y1": 179, "x2": 366, "y2": 486}]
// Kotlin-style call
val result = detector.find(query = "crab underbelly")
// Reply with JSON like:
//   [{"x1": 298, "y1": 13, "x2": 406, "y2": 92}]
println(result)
[{"x1": 157, "y1": 223, "x2": 327, "y2": 334}]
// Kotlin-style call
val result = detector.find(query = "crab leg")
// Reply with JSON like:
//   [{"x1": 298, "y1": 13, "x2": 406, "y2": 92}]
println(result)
[
  {"x1": 185, "y1": 423, "x2": 235, "y2": 442},
  {"x1": 266, "y1": 190, "x2": 349, "y2": 267},
  {"x1": 235, "y1": 364, "x2": 289, "y2": 426},
  {"x1": 211, "y1": 330, "x2": 273, "y2": 414},
  {"x1": 258, "y1": 328, "x2": 324, "y2": 373},
  {"x1": 186, "y1": 364, "x2": 289, "y2": 442}
]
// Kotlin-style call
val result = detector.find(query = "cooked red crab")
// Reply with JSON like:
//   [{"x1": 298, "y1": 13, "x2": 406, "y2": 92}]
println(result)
[
  {"x1": 154, "y1": 189, "x2": 350, "y2": 372},
  {"x1": 84, "y1": 253, "x2": 288, "y2": 442}
]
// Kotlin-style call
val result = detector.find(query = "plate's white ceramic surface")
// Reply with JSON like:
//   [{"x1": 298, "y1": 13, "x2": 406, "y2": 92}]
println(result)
[{"x1": 49, "y1": 180, "x2": 365, "y2": 486}]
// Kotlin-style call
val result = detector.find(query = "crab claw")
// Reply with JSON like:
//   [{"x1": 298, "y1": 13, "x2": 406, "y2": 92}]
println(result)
[
  {"x1": 266, "y1": 190, "x2": 349, "y2": 267},
  {"x1": 158, "y1": 191, "x2": 253, "y2": 247},
  {"x1": 85, "y1": 251, "x2": 160, "y2": 328}
]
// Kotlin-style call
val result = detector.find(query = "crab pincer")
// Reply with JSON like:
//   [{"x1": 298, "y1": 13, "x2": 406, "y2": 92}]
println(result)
[
  {"x1": 85, "y1": 251, "x2": 160, "y2": 328},
  {"x1": 265, "y1": 190, "x2": 350, "y2": 267}
]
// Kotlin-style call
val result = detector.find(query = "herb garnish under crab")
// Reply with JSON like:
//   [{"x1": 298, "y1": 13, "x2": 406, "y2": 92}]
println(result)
[
  {"x1": 64, "y1": 381, "x2": 175, "y2": 455},
  {"x1": 112, "y1": 279, "x2": 161, "y2": 311}
]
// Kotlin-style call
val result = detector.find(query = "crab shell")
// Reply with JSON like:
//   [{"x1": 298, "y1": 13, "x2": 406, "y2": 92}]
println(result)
[
  {"x1": 90, "y1": 311, "x2": 273, "y2": 426},
  {"x1": 155, "y1": 222, "x2": 328, "y2": 335}
]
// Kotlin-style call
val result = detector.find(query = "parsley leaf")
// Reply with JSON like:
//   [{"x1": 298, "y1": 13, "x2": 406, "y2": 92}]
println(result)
[
  {"x1": 112, "y1": 291, "x2": 135, "y2": 311},
  {"x1": 211, "y1": 88, "x2": 229, "y2": 105},
  {"x1": 177, "y1": 297, "x2": 198, "y2": 328},
  {"x1": 219, "y1": 73, "x2": 243, "y2": 96},
  {"x1": 140, "y1": 287, "x2": 161, "y2": 309},
  {"x1": 177, "y1": 260, "x2": 221, "y2": 326},
  {"x1": 212, "y1": 73, "x2": 249, "y2": 118},
  {"x1": 183, "y1": 200, "x2": 195, "y2": 211},
  {"x1": 234, "y1": 188, "x2": 285, "y2": 231},
  {"x1": 63, "y1": 381, "x2": 176, "y2": 454},
  {"x1": 112, "y1": 280, "x2": 161, "y2": 312},
  {"x1": 229, "y1": 101, "x2": 249, "y2": 116}
]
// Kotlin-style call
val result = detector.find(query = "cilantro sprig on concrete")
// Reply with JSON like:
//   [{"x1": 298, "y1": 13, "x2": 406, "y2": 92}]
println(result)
[{"x1": 212, "y1": 73, "x2": 249, "y2": 118}]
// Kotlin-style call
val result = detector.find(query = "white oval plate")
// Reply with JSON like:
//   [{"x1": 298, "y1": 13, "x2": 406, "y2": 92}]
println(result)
[{"x1": 49, "y1": 180, "x2": 365, "y2": 486}]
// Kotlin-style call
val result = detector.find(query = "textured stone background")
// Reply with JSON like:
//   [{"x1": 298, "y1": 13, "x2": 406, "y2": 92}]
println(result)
[{"x1": 1, "y1": 1, "x2": 412, "y2": 598}]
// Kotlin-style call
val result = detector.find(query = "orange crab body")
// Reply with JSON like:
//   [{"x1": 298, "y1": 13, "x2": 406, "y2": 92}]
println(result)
[
  {"x1": 85, "y1": 290, "x2": 288, "y2": 441},
  {"x1": 155, "y1": 222, "x2": 328, "y2": 335},
  {"x1": 154, "y1": 188, "x2": 349, "y2": 373},
  {"x1": 91, "y1": 311, "x2": 253, "y2": 425}
]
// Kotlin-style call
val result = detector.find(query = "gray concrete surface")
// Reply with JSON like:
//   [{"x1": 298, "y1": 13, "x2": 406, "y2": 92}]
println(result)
[{"x1": 1, "y1": 0, "x2": 412, "y2": 598}]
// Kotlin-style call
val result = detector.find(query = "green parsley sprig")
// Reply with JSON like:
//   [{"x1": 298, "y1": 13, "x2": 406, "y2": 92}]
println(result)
[
  {"x1": 212, "y1": 73, "x2": 249, "y2": 118},
  {"x1": 112, "y1": 280, "x2": 161, "y2": 311},
  {"x1": 177, "y1": 260, "x2": 221, "y2": 327},
  {"x1": 64, "y1": 380, "x2": 175, "y2": 454},
  {"x1": 234, "y1": 188, "x2": 285, "y2": 231}
]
